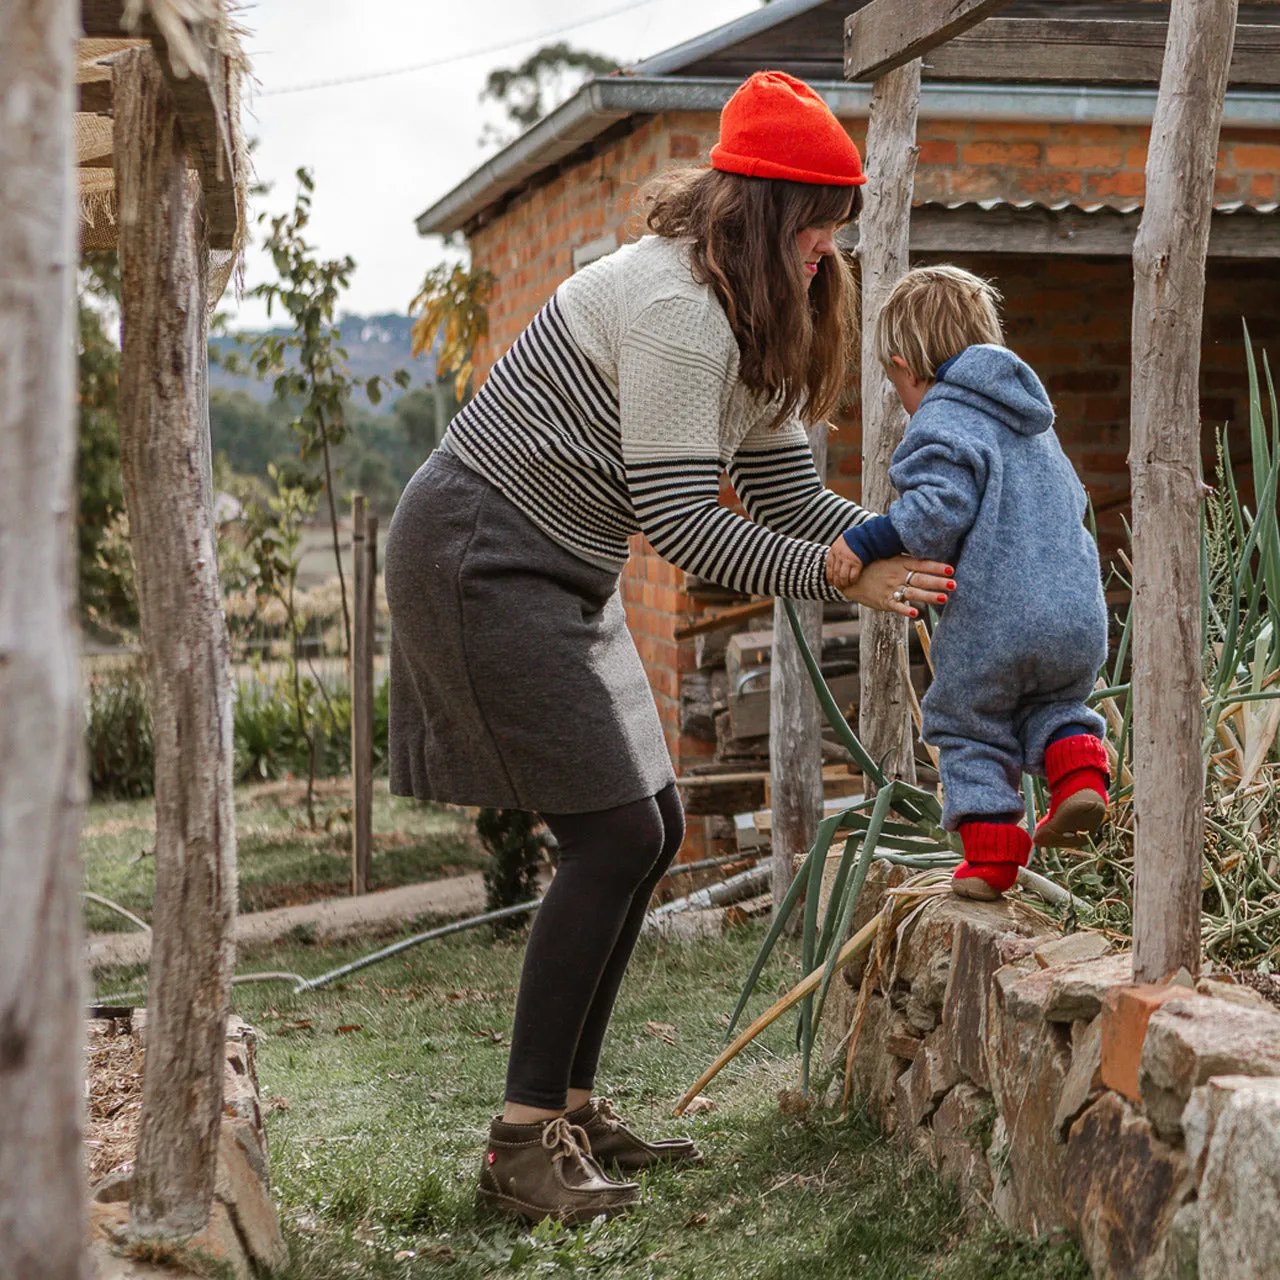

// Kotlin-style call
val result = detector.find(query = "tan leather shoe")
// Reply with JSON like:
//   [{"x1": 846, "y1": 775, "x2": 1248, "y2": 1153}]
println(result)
[
  {"x1": 565, "y1": 1098, "x2": 704, "y2": 1174},
  {"x1": 476, "y1": 1115, "x2": 640, "y2": 1225}
]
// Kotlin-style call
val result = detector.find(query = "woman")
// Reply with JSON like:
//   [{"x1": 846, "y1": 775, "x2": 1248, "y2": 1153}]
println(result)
[{"x1": 385, "y1": 70, "x2": 954, "y2": 1225}]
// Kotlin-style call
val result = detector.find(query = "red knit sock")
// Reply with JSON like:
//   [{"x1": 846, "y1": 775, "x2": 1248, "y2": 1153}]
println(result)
[
  {"x1": 952, "y1": 822, "x2": 1031, "y2": 899},
  {"x1": 1034, "y1": 735, "x2": 1109, "y2": 846}
]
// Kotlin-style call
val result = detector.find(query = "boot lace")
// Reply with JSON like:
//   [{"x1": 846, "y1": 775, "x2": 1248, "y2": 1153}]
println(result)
[
  {"x1": 541, "y1": 1116, "x2": 595, "y2": 1170},
  {"x1": 593, "y1": 1098, "x2": 626, "y2": 1133}
]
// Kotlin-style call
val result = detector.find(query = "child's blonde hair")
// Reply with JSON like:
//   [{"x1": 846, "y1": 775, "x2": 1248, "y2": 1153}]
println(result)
[{"x1": 875, "y1": 265, "x2": 1004, "y2": 381}]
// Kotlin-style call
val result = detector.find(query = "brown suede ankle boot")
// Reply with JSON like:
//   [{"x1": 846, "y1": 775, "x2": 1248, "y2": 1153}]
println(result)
[
  {"x1": 476, "y1": 1115, "x2": 640, "y2": 1225},
  {"x1": 564, "y1": 1098, "x2": 704, "y2": 1174}
]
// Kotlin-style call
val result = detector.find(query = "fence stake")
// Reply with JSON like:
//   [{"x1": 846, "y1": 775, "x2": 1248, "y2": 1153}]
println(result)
[{"x1": 351, "y1": 496, "x2": 372, "y2": 895}]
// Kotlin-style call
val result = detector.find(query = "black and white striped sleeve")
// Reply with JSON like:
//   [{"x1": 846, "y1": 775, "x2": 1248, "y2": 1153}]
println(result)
[
  {"x1": 618, "y1": 301, "x2": 844, "y2": 601},
  {"x1": 728, "y1": 424, "x2": 873, "y2": 546}
]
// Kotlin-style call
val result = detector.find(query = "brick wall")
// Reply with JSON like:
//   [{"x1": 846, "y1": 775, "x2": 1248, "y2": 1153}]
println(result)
[{"x1": 463, "y1": 104, "x2": 1280, "y2": 857}]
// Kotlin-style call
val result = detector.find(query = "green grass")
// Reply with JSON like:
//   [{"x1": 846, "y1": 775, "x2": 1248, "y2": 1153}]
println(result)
[
  {"x1": 97, "y1": 925, "x2": 1087, "y2": 1279},
  {"x1": 81, "y1": 781, "x2": 483, "y2": 931}
]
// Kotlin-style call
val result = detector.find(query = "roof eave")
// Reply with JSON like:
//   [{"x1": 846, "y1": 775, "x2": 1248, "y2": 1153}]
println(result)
[{"x1": 415, "y1": 76, "x2": 1280, "y2": 240}]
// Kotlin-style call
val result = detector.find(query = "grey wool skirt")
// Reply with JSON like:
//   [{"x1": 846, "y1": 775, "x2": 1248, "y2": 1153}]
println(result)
[{"x1": 384, "y1": 450, "x2": 675, "y2": 814}]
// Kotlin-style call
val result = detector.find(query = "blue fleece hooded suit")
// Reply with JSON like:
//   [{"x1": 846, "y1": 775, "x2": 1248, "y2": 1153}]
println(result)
[{"x1": 845, "y1": 344, "x2": 1108, "y2": 830}]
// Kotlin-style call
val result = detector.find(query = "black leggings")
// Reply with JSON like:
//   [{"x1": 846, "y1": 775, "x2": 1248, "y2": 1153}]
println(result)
[{"x1": 504, "y1": 783, "x2": 684, "y2": 1109}]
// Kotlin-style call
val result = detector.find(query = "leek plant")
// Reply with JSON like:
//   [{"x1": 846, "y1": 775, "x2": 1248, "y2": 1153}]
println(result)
[
  {"x1": 728, "y1": 330, "x2": 1280, "y2": 1099},
  {"x1": 1041, "y1": 327, "x2": 1280, "y2": 969}
]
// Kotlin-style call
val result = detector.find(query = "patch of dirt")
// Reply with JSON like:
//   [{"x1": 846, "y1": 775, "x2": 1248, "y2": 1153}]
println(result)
[
  {"x1": 240, "y1": 879, "x2": 352, "y2": 913},
  {"x1": 85, "y1": 1018, "x2": 144, "y2": 1185}
]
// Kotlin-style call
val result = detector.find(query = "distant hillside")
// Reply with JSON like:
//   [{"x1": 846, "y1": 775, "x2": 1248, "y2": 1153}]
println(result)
[{"x1": 210, "y1": 313, "x2": 441, "y2": 413}]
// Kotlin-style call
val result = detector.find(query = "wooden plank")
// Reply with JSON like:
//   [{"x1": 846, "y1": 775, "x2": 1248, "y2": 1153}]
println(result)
[
  {"x1": 1129, "y1": 0, "x2": 1239, "y2": 983},
  {"x1": 844, "y1": 0, "x2": 1017, "y2": 82},
  {"x1": 857, "y1": 60, "x2": 923, "y2": 786},
  {"x1": 113, "y1": 45, "x2": 236, "y2": 1238},
  {"x1": 904, "y1": 205, "x2": 1280, "y2": 260},
  {"x1": 0, "y1": 0, "x2": 88, "y2": 1273},
  {"x1": 923, "y1": 19, "x2": 1280, "y2": 85},
  {"x1": 78, "y1": 78, "x2": 114, "y2": 112},
  {"x1": 80, "y1": 0, "x2": 238, "y2": 247}
]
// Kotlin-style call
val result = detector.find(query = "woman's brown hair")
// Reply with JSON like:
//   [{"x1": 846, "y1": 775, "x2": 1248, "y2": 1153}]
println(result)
[{"x1": 643, "y1": 167, "x2": 860, "y2": 428}]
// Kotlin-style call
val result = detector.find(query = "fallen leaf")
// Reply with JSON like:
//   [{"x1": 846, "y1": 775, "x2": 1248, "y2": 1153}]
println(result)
[
  {"x1": 683, "y1": 1212, "x2": 708, "y2": 1228},
  {"x1": 265, "y1": 1096, "x2": 290, "y2": 1113},
  {"x1": 683, "y1": 1097, "x2": 716, "y2": 1116},
  {"x1": 335, "y1": 1024, "x2": 364, "y2": 1035},
  {"x1": 280, "y1": 1019, "x2": 313, "y2": 1032},
  {"x1": 644, "y1": 1021, "x2": 676, "y2": 1045}
]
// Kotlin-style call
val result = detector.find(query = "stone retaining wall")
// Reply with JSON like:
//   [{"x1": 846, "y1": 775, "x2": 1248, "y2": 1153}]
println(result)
[
  {"x1": 823, "y1": 865, "x2": 1280, "y2": 1279},
  {"x1": 90, "y1": 1013, "x2": 287, "y2": 1280}
]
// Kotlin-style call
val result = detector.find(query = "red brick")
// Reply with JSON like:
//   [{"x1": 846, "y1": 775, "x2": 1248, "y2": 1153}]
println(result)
[
  {"x1": 962, "y1": 141, "x2": 1041, "y2": 168},
  {"x1": 918, "y1": 140, "x2": 958, "y2": 166},
  {"x1": 1232, "y1": 142, "x2": 1280, "y2": 172},
  {"x1": 1099, "y1": 984, "x2": 1202, "y2": 1102},
  {"x1": 1044, "y1": 143, "x2": 1125, "y2": 170},
  {"x1": 1087, "y1": 172, "x2": 1146, "y2": 199}
]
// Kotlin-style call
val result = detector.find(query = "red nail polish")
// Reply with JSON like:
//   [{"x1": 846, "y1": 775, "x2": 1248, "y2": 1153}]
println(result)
[
  {"x1": 910, "y1": 608, "x2": 918, "y2": 617},
  {"x1": 944, "y1": 567, "x2": 954, "y2": 575},
  {"x1": 946, "y1": 581, "x2": 956, "y2": 591},
  {"x1": 937, "y1": 594, "x2": 947, "y2": 603}
]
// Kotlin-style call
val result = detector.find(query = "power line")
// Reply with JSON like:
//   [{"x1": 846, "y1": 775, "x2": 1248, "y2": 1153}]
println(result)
[{"x1": 257, "y1": 0, "x2": 665, "y2": 98}]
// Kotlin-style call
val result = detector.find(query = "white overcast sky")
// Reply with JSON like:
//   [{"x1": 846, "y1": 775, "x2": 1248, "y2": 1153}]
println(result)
[{"x1": 225, "y1": 0, "x2": 761, "y2": 329}]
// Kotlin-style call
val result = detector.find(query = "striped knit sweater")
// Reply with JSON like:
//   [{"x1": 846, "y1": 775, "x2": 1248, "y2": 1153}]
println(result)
[{"x1": 443, "y1": 234, "x2": 871, "y2": 601}]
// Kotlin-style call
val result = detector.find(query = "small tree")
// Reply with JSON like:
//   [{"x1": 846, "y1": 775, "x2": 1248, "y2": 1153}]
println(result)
[
  {"x1": 230, "y1": 168, "x2": 408, "y2": 657},
  {"x1": 480, "y1": 43, "x2": 619, "y2": 146},
  {"x1": 240, "y1": 465, "x2": 328, "y2": 827},
  {"x1": 410, "y1": 261, "x2": 493, "y2": 401}
]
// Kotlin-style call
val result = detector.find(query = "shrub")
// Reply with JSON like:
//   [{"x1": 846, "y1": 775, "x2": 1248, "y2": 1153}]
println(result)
[
  {"x1": 85, "y1": 662, "x2": 154, "y2": 799},
  {"x1": 476, "y1": 809, "x2": 552, "y2": 925}
]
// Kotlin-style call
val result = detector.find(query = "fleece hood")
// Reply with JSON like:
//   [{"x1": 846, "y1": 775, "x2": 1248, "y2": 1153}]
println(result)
[{"x1": 924, "y1": 344, "x2": 1055, "y2": 437}]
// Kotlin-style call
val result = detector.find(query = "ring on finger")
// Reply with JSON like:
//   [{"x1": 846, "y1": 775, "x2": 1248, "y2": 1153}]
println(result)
[
  {"x1": 903, "y1": 570, "x2": 917, "y2": 588},
  {"x1": 892, "y1": 586, "x2": 908, "y2": 603}
]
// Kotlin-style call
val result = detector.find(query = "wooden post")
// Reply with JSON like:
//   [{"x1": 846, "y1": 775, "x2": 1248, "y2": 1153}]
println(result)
[
  {"x1": 351, "y1": 496, "x2": 373, "y2": 895},
  {"x1": 113, "y1": 48, "x2": 237, "y2": 1240},
  {"x1": 1129, "y1": 0, "x2": 1238, "y2": 983},
  {"x1": 857, "y1": 59, "x2": 922, "y2": 787},
  {"x1": 0, "y1": 1, "x2": 87, "y2": 1274},
  {"x1": 769, "y1": 422, "x2": 830, "y2": 919}
]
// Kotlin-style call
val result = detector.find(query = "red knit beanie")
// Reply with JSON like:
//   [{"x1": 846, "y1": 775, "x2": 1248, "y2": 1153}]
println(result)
[{"x1": 710, "y1": 70, "x2": 867, "y2": 187}]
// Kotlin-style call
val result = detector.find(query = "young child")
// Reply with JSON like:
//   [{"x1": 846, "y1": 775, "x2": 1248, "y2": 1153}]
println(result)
[{"x1": 829, "y1": 265, "x2": 1110, "y2": 900}]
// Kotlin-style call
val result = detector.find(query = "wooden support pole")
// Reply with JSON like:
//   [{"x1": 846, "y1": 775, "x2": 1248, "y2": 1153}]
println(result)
[
  {"x1": 0, "y1": 1, "x2": 87, "y2": 1274},
  {"x1": 857, "y1": 59, "x2": 922, "y2": 787},
  {"x1": 843, "y1": 0, "x2": 1016, "y2": 82},
  {"x1": 351, "y1": 497, "x2": 373, "y2": 895},
  {"x1": 113, "y1": 47, "x2": 237, "y2": 1240},
  {"x1": 1129, "y1": 0, "x2": 1238, "y2": 984},
  {"x1": 769, "y1": 422, "x2": 830, "y2": 920}
]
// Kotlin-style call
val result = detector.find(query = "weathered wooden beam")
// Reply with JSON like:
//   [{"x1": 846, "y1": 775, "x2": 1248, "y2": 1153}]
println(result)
[
  {"x1": 113, "y1": 45, "x2": 237, "y2": 1239},
  {"x1": 857, "y1": 59, "x2": 923, "y2": 786},
  {"x1": 78, "y1": 77, "x2": 113, "y2": 112},
  {"x1": 1129, "y1": 0, "x2": 1239, "y2": 983},
  {"x1": 844, "y1": 0, "x2": 1017, "y2": 83},
  {"x1": 351, "y1": 497, "x2": 374, "y2": 897},
  {"x1": 840, "y1": 204, "x2": 1280, "y2": 260},
  {"x1": 0, "y1": 0, "x2": 88, "y2": 1275},
  {"x1": 81, "y1": 0, "x2": 238, "y2": 248},
  {"x1": 769, "y1": 423, "x2": 829, "y2": 925},
  {"x1": 923, "y1": 19, "x2": 1280, "y2": 86}
]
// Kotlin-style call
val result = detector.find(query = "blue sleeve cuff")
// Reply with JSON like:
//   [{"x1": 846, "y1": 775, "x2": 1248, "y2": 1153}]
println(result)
[{"x1": 842, "y1": 514, "x2": 905, "y2": 566}]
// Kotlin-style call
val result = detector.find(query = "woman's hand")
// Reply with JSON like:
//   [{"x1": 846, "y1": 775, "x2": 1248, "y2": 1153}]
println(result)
[
  {"x1": 825, "y1": 535, "x2": 864, "y2": 592},
  {"x1": 842, "y1": 555, "x2": 955, "y2": 617}
]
